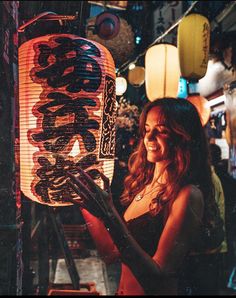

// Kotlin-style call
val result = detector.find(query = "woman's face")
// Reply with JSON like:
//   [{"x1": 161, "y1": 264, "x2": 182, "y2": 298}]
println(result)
[{"x1": 144, "y1": 106, "x2": 172, "y2": 163}]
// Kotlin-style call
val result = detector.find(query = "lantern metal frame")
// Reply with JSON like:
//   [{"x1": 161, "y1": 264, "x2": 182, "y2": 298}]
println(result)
[{"x1": 18, "y1": 12, "x2": 78, "y2": 33}]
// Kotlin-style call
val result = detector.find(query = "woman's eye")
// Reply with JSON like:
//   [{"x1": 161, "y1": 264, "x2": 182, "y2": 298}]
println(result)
[
  {"x1": 159, "y1": 130, "x2": 168, "y2": 135},
  {"x1": 144, "y1": 127, "x2": 170, "y2": 136}
]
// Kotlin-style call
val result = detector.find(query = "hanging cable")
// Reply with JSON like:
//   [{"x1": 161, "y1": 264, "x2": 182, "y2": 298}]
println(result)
[{"x1": 116, "y1": 0, "x2": 199, "y2": 74}]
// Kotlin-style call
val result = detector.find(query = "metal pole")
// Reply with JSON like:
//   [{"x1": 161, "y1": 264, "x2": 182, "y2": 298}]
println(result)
[{"x1": 48, "y1": 207, "x2": 80, "y2": 290}]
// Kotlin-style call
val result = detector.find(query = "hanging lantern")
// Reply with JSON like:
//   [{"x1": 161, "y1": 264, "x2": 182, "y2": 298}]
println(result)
[
  {"x1": 19, "y1": 34, "x2": 116, "y2": 206},
  {"x1": 95, "y1": 12, "x2": 120, "y2": 40},
  {"x1": 88, "y1": 1, "x2": 128, "y2": 10},
  {"x1": 187, "y1": 94, "x2": 211, "y2": 126},
  {"x1": 116, "y1": 76, "x2": 127, "y2": 96},
  {"x1": 178, "y1": 13, "x2": 210, "y2": 81},
  {"x1": 145, "y1": 43, "x2": 180, "y2": 101},
  {"x1": 128, "y1": 66, "x2": 145, "y2": 87},
  {"x1": 86, "y1": 15, "x2": 135, "y2": 66},
  {"x1": 105, "y1": 1, "x2": 128, "y2": 10}
]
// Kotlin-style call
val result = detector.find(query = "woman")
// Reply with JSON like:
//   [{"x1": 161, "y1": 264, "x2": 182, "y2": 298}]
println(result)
[{"x1": 67, "y1": 98, "x2": 215, "y2": 295}]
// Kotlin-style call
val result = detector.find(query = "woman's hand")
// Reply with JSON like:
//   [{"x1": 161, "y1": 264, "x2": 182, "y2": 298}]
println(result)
[
  {"x1": 67, "y1": 168, "x2": 164, "y2": 295},
  {"x1": 66, "y1": 166, "x2": 114, "y2": 219}
]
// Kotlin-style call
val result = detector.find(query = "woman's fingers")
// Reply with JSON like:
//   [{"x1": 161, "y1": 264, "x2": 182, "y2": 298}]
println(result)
[
  {"x1": 76, "y1": 166, "x2": 98, "y2": 191},
  {"x1": 67, "y1": 172, "x2": 94, "y2": 199},
  {"x1": 66, "y1": 178, "x2": 101, "y2": 217},
  {"x1": 66, "y1": 196, "x2": 86, "y2": 209},
  {"x1": 67, "y1": 179, "x2": 85, "y2": 197},
  {"x1": 75, "y1": 166, "x2": 109, "y2": 195},
  {"x1": 65, "y1": 179, "x2": 87, "y2": 208},
  {"x1": 66, "y1": 195, "x2": 85, "y2": 208},
  {"x1": 99, "y1": 172, "x2": 111, "y2": 194}
]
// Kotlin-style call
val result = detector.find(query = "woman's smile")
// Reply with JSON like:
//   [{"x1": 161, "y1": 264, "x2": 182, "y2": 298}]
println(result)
[{"x1": 147, "y1": 143, "x2": 158, "y2": 152}]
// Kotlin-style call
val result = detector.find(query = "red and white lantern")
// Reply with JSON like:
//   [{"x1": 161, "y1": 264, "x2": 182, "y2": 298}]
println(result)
[
  {"x1": 19, "y1": 34, "x2": 117, "y2": 206},
  {"x1": 187, "y1": 94, "x2": 211, "y2": 126}
]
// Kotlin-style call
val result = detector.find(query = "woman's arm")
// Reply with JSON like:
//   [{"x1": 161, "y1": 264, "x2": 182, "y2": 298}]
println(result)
[
  {"x1": 67, "y1": 169, "x2": 203, "y2": 295},
  {"x1": 80, "y1": 208, "x2": 120, "y2": 263},
  {"x1": 152, "y1": 185, "x2": 204, "y2": 272},
  {"x1": 102, "y1": 185, "x2": 203, "y2": 294}
]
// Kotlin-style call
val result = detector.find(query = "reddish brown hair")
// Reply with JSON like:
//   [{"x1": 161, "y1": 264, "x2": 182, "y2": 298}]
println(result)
[{"x1": 120, "y1": 98, "x2": 214, "y2": 216}]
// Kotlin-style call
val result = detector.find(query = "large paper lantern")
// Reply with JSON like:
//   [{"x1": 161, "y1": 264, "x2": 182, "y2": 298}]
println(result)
[
  {"x1": 178, "y1": 13, "x2": 210, "y2": 81},
  {"x1": 187, "y1": 94, "x2": 211, "y2": 126},
  {"x1": 128, "y1": 66, "x2": 145, "y2": 87},
  {"x1": 19, "y1": 34, "x2": 117, "y2": 206},
  {"x1": 145, "y1": 44, "x2": 180, "y2": 101}
]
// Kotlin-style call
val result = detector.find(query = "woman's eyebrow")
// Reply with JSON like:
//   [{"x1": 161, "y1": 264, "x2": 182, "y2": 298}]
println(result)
[{"x1": 145, "y1": 123, "x2": 166, "y2": 127}]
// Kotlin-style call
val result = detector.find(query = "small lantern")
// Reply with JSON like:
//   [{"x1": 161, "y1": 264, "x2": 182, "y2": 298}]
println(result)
[
  {"x1": 178, "y1": 13, "x2": 210, "y2": 81},
  {"x1": 128, "y1": 66, "x2": 145, "y2": 87},
  {"x1": 187, "y1": 94, "x2": 211, "y2": 126},
  {"x1": 19, "y1": 34, "x2": 116, "y2": 206},
  {"x1": 116, "y1": 76, "x2": 127, "y2": 96},
  {"x1": 177, "y1": 77, "x2": 188, "y2": 99},
  {"x1": 145, "y1": 43, "x2": 180, "y2": 101}
]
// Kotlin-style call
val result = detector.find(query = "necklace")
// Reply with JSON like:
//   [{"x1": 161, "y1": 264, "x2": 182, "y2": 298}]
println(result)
[{"x1": 134, "y1": 185, "x2": 160, "y2": 201}]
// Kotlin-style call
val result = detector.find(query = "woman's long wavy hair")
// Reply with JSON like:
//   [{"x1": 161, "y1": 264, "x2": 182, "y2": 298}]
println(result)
[{"x1": 120, "y1": 98, "x2": 215, "y2": 218}]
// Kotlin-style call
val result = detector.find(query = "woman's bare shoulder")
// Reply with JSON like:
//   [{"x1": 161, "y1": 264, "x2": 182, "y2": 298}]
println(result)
[
  {"x1": 174, "y1": 184, "x2": 204, "y2": 219},
  {"x1": 177, "y1": 184, "x2": 203, "y2": 201}
]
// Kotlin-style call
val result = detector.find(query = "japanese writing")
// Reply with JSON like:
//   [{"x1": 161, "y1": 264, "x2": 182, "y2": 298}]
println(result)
[
  {"x1": 29, "y1": 36, "x2": 104, "y2": 204},
  {"x1": 32, "y1": 153, "x2": 99, "y2": 204},
  {"x1": 100, "y1": 75, "x2": 117, "y2": 158},
  {"x1": 29, "y1": 92, "x2": 99, "y2": 153},
  {"x1": 201, "y1": 22, "x2": 210, "y2": 68},
  {"x1": 32, "y1": 37, "x2": 102, "y2": 92}
]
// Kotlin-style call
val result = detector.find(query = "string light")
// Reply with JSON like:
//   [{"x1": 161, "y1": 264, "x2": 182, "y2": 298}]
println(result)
[{"x1": 128, "y1": 63, "x2": 136, "y2": 70}]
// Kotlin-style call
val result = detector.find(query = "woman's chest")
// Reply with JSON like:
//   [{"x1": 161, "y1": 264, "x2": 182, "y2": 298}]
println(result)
[{"x1": 124, "y1": 196, "x2": 152, "y2": 222}]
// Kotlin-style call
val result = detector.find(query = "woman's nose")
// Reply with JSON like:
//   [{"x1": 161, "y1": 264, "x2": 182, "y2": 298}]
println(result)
[{"x1": 146, "y1": 130, "x2": 156, "y2": 140}]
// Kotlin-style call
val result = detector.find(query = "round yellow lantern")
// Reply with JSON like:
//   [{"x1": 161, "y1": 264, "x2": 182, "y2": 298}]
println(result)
[
  {"x1": 19, "y1": 34, "x2": 117, "y2": 206},
  {"x1": 145, "y1": 43, "x2": 180, "y2": 101},
  {"x1": 187, "y1": 94, "x2": 211, "y2": 126},
  {"x1": 128, "y1": 66, "x2": 145, "y2": 87},
  {"x1": 178, "y1": 13, "x2": 210, "y2": 81}
]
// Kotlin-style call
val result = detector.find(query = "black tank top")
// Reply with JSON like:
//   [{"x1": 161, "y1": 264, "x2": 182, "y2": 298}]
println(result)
[{"x1": 126, "y1": 200, "x2": 170, "y2": 256}]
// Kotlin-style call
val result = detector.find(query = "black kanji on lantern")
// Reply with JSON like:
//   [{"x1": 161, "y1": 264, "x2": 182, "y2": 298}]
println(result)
[
  {"x1": 33, "y1": 153, "x2": 100, "y2": 204},
  {"x1": 30, "y1": 92, "x2": 99, "y2": 153},
  {"x1": 32, "y1": 36, "x2": 102, "y2": 93}
]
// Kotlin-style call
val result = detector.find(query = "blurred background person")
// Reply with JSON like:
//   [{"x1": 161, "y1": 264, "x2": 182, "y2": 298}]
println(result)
[{"x1": 210, "y1": 143, "x2": 236, "y2": 291}]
